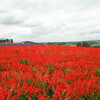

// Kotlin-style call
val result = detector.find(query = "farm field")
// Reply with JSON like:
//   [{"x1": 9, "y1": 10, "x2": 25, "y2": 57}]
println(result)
[{"x1": 0, "y1": 45, "x2": 100, "y2": 100}]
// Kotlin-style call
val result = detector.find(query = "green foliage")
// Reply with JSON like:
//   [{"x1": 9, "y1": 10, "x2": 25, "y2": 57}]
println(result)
[
  {"x1": 82, "y1": 42, "x2": 90, "y2": 47},
  {"x1": 30, "y1": 95, "x2": 38, "y2": 100},
  {"x1": 19, "y1": 60, "x2": 34, "y2": 66},
  {"x1": 19, "y1": 59, "x2": 29, "y2": 65},
  {"x1": 0, "y1": 65, "x2": 5, "y2": 72},
  {"x1": 63, "y1": 69, "x2": 74, "y2": 74},
  {"x1": 46, "y1": 87, "x2": 54, "y2": 98},
  {"x1": 80, "y1": 94, "x2": 90, "y2": 100},
  {"x1": 17, "y1": 95, "x2": 28, "y2": 100},
  {"x1": 18, "y1": 95, "x2": 38, "y2": 100},
  {"x1": 48, "y1": 66, "x2": 55, "y2": 74},
  {"x1": 93, "y1": 89, "x2": 100, "y2": 100},
  {"x1": 20, "y1": 81, "x2": 24, "y2": 87},
  {"x1": 66, "y1": 81, "x2": 74, "y2": 84},
  {"x1": 95, "y1": 69, "x2": 100, "y2": 77},
  {"x1": 91, "y1": 45, "x2": 100, "y2": 48},
  {"x1": 76, "y1": 42, "x2": 90, "y2": 47},
  {"x1": 32, "y1": 69, "x2": 38, "y2": 73},
  {"x1": 7, "y1": 77, "x2": 13, "y2": 80},
  {"x1": 11, "y1": 39, "x2": 13, "y2": 43},
  {"x1": 12, "y1": 89, "x2": 17, "y2": 96},
  {"x1": 29, "y1": 63, "x2": 34, "y2": 66},
  {"x1": 0, "y1": 69, "x2": 5, "y2": 72},
  {"x1": 26, "y1": 80, "x2": 34, "y2": 86},
  {"x1": 76, "y1": 42, "x2": 81, "y2": 47},
  {"x1": 37, "y1": 81, "x2": 46, "y2": 89},
  {"x1": 79, "y1": 90, "x2": 100, "y2": 100}
]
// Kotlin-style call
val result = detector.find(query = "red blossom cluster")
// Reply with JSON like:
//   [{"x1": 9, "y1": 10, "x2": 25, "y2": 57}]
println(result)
[{"x1": 0, "y1": 45, "x2": 100, "y2": 100}]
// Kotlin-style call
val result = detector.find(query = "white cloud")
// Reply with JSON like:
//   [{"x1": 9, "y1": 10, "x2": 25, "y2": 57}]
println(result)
[{"x1": 0, "y1": 0, "x2": 100, "y2": 42}]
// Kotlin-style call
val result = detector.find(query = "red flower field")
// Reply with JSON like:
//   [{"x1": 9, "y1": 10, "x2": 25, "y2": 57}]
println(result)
[{"x1": 0, "y1": 45, "x2": 100, "y2": 100}]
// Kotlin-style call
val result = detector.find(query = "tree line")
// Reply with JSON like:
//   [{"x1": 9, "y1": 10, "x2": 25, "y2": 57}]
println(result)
[{"x1": 76, "y1": 42, "x2": 90, "y2": 47}]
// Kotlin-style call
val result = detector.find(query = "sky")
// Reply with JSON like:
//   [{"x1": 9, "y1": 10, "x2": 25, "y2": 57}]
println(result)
[{"x1": 0, "y1": 0, "x2": 100, "y2": 42}]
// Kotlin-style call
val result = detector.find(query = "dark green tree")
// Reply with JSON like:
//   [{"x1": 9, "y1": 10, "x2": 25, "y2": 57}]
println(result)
[
  {"x1": 76, "y1": 42, "x2": 81, "y2": 47},
  {"x1": 11, "y1": 39, "x2": 13, "y2": 43},
  {"x1": 6, "y1": 39, "x2": 9, "y2": 42},
  {"x1": 82, "y1": 42, "x2": 90, "y2": 47}
]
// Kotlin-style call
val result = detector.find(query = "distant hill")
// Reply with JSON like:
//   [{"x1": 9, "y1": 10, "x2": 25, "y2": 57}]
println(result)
[
  {"x1": 21, "y1": 41, "x2": 40, "y2": 44},
  {"x1": 43, "y1": 40, "x2": 100, "y2": 46},
  {"x1": 20, "y1": 40, "x2": 100, "y2": 47}
]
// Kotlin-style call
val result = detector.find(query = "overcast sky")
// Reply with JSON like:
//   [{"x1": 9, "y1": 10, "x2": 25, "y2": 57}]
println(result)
[{"x1": 0, "y1": 0, "x2": 100, "y2": 42}]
